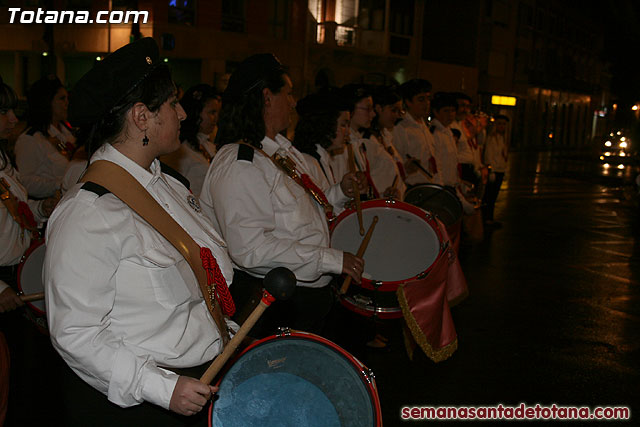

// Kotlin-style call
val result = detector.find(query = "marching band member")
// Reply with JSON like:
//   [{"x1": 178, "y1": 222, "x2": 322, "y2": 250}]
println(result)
[
  {"x1": 451, "y1": 92, "x2": 487, "y2": 190},
  {"x1": 393, "y1": 79, "x2": 440, "y2": 186},
  {"x1": 483, "y1": 114, "x2": 510, "y2": 227},
  {"x1": 338, "y1": 84, "x2": 401, "y2": 199},
  {"x1": 0, "y1": 76, "x2": 59, "y2": 427},
  {"x1": 14, "y1": 75, "x2": 75, "y2": 198},
  {"x1": 200, "y1": 54, "x2": 366, "y2": 336},
  {"x1": 161, "y1": 84, "x2": 220, "y2": 196},
  {"x1": 293, "y1": 91, "x2": 352, "y2": 209},
  {"x1": 429, "y1": 92, "x2": 460, "y2": 188},
  {"x1": 369, "y1": 86, "x2": 407, "y2": 199},
  {"x1": 0, "y1": 76, "x2": 57, "y2": 309},
  {"x1": 44, "y1": 38, "x2": 235, "y2": 425}
]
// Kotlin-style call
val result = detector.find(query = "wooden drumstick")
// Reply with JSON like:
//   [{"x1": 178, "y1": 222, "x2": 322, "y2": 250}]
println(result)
[
  {"x1": 200, "y1": 267, "x2": 296, "y2": 385},
  {"x1": 339, "y1": 216, "x2": 379, "y2": 295},
  {"x1": 406, "y1": 155, "x2": 433, "y2": 178},
  {"x1": 19, "y1": 292, "x2": 44, "y2": 302},
  {"x1": 346, "y1": 143, "x2": 365, "y2": 235}
]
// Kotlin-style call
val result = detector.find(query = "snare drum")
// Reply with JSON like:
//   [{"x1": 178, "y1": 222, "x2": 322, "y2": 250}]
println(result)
[
  {"x1": 403, "y1": 184, "x2": 463, "y2": 228},
  {"x1": 330, "y1": 199, "x2": 444, "y2": 318},
  {"x1": 209, "y1": 330, "x2": 382, "y2": 427},
  {"x1": 17, "y1": 240, "x2": 46, "y2": 315}
]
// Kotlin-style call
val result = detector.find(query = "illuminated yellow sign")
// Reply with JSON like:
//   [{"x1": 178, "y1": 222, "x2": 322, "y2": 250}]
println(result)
[{"x1": 491, "y1": 95, "x2": 517, "y2": 106}]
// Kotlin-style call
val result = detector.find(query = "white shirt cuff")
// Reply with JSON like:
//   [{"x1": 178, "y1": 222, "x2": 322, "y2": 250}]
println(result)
[
  {"x1": 320, "y1": 247, "x2": 343, "y2": 275},
  {"x1": 139, "y1": 365, "x2": 180, "y2": 410}
]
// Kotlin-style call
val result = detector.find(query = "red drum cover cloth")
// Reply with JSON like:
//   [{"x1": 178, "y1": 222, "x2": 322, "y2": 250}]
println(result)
[
  {"x1": 436, "y1": 219, "x2": 468, "y2": 307},
  {"x1": 397, "y1": 218, "x2": 467, "y2": 363}
]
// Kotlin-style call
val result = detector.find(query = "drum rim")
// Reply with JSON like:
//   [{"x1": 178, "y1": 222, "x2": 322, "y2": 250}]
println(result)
[
  {"x1": 331, "y1": 198, "x2": 445, "y2": 291},
  {"x1": 339, "y1": 296, "x2": 403, "y2": 319},
  {"x1": 404, "y1": 184, "x2": 464, "y2": 224},
  {"x1": 16, "y1": 239, "x2": 46, "y2": 316},
  {"x1": 208, "y1": 330, "x2": 382, "y2": 426}
]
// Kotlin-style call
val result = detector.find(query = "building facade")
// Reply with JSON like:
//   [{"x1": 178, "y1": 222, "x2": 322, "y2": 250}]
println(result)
[{"x1": 0, "y1": 0, "x2": 610, "y2": 148}]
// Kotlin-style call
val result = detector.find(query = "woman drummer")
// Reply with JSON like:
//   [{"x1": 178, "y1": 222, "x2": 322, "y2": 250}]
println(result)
[
  {"x1": 340, "y1": 84, "x2": 402, "y2": 199},
  {"x1": 160, "y1": 84, "x2": 220, "y2": 196},
  {"x1": 292, "y1": 91, "x2": 351, "y2": 211},
  {"x1": 14, "y1": 75, "x2": 76, "y2": 198},
  {"x1": 43, "y1": 38, "x2": 236, "y2": 425},
  {"x1": 0, "y1": 76, "x2": 58, "y2": 310},
  {"x1": 0, "y1": 76, "x2": 59, "y2": 426}
]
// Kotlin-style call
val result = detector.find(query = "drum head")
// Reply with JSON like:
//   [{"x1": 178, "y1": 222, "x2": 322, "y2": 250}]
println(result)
[
  {"x1": 211, "y1": 334, "x2": 379, "y2": 426},
  {"x1": 17, "y1": 242, "x2": 46, "y2": 314},
  {"x1": 331, "y1": 202, "x2": 440, "y2": 283},
  {"x1": 404, "y1": 184, "x2": 463, "y2": 227}
]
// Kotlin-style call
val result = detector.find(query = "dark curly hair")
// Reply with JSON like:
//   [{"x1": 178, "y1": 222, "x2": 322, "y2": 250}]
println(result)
[
  {"x1": 398, "y1": 79, "x2": 432, "y2": 102},
  {"x1": 26, "y1": 75, "x2": 64, "y2": 134},
  {"x1": 179, "y1": 84, "x2": 219, "y2": 150},
  {"x1": 82, "y1": 65, "x2": 175, "y2": 156},
  {"x1": 293, "y1": 91, "x2": 350, "y2": 156},
  {"x1": 368, "y1": 86, "x2": 401, "y2": 140},
  {"x1": 216, "y1": 55, "x2": 288, "y2": 149},
  {"x1": 431, "y1": 92, "x2": 457, "y2": 112},
  {"x1": 340, "y1": 83, "x2": 372, "y2": 113},
  {"x1": 0, "y1": 76, "x2": 18, "y2": 170}
]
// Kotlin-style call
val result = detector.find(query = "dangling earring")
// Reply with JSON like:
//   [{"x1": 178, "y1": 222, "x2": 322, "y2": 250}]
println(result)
[{"x1": 142, "y1": 130, "x2": 149, "y2": 146}]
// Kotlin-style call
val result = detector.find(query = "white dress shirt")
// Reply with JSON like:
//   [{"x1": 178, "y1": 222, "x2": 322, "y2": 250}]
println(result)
[
  {"x1": 160, "y1": 142, "x2": 209, "y2": 196},
  {"x1": 200, "y1": 134, "x2": 348, "y2": 288},
  {"x1": 300, "y1": 145, "x2": 348, "y2": 215},
  {"x1": 15, "y1": 124, "x2": 74, "y2": 198},
  {"x1": 300, "y1": 144, "x2": 339, "y2": 188},
  {"x1": 198, "y1": 133, "x2": 217, "y2": 159},
  {"x1": 484, "y1": 133, "x2": 508, "y2": 173},
  {"x1": 44, "y1": 143, "x2": 235, "y2": 410},
  {"x1": 392, "y1": 113, "x2": 440, "y2": 185},
  {"x1": 431, "y1": 118, "x2": 460, "y2": 187}
]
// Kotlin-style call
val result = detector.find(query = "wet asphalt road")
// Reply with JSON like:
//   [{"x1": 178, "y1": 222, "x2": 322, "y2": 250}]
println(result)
[
  {"x1": 4, "y1": 150, "x2": 639, "y2": 426},
  {"x1": 362, "y1": 151, "x2": 640, "y2": 426}
]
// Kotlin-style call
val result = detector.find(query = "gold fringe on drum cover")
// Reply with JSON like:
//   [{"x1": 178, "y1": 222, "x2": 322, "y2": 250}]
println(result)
[{"x1": 397, "y1": 284, "x2": 458, "y2": 363}]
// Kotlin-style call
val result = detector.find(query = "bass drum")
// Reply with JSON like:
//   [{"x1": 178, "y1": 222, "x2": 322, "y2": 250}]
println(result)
[
  {"x1": 209, "y1": 331, "x2": 382, "y2": 426},
  {"x1": 403, "y1": 184, "x2": 463, "y2": 228},
  {"x1": 330, "y1": 199, "x2": 444, "y2": 319}
]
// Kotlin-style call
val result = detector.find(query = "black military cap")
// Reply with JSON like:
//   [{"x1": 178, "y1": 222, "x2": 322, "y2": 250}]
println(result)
[
  {"x1": 70, "y1": 37, "x2": 160, "y2": 126},
  {"x1": 223, "y1": 53, "x2": 285, "y2": 101}
]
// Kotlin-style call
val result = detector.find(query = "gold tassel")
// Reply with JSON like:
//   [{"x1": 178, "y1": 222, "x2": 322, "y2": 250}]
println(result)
[{"x1": 397, "y1": 286, "x2": 458, "y2": 363}]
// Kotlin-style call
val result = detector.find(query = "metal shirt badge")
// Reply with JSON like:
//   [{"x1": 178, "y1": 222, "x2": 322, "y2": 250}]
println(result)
[{"x1": 187, "y1": 194, "x2": 201, "y2": 213}]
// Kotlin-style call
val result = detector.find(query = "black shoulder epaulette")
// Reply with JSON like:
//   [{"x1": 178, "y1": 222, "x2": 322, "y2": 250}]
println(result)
[
  {"x1": 160, "y1": 161, "x2": 190, "y2": 190},
  {"x1": 26, "y1": 127, "x2": 37, "y2": 136},
  {"x1": 237, "y1": 144, "x2": 254, "y2": 162},
  {"x1": 429, "y1": 125, "x2": 436, "y2": 134},
  {"x1": 81, "y1": 181, "x2": 110, "y2": 197}
]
